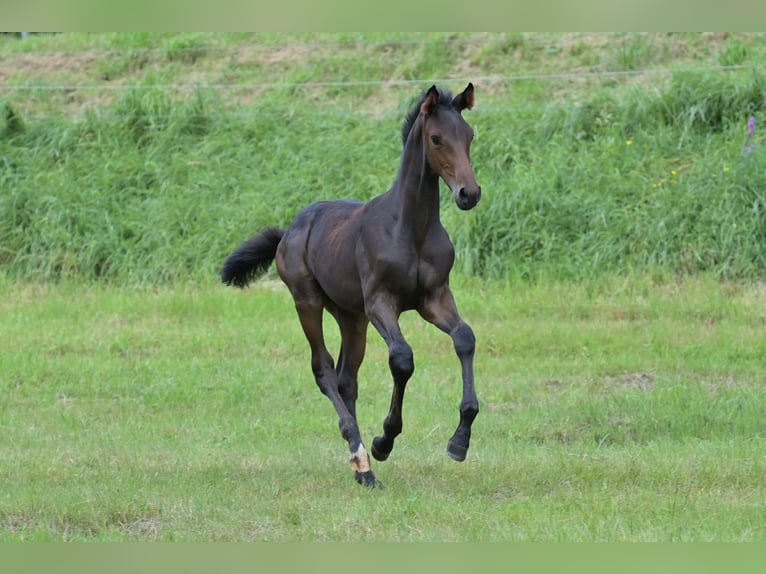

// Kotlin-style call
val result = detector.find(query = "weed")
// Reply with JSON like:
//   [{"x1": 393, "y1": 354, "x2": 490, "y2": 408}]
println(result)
[{"x1": 1, "y1": 102, "x2": 24, "y2": 136}]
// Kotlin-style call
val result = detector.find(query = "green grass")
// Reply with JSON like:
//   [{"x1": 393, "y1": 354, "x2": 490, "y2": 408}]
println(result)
[
  {"x1": 2, "y1": 32, "x2": 766, "y2": 542},
  {"x1": 2, "y1": 32, "x2": 766, "y2": 282},
  {"x1": 1, "y1": 275, "x2": 764, "y2": 541}
]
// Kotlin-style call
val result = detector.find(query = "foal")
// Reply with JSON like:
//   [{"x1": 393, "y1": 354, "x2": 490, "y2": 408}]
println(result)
[{"x1": 222, "y1": 83, "x2": 481, "y2": 487}]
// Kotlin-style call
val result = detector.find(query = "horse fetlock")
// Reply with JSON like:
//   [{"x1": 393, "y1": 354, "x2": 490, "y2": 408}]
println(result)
[
  {"x1": 349, "y1": 444, "x2": 372, "y2": 473},
  {"x1": 460, "y1": 401, "x2": 479, "y2": 425},
  {"x1": 371, "y1": 435, "x2": 393, "y2": 461}
]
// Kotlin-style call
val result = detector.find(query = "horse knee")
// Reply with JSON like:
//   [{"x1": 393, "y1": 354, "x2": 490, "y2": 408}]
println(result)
[
  {"x1": 388, "y1": 343, "x2": 414, "y2": 381},
  {"x1": 452, "y1": 323, "x2": 475, "y2": 358}
]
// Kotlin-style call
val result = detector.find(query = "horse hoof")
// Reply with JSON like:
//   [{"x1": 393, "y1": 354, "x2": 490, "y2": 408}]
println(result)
[
  {"x1": 355, "y1": 470, "x2": 384, "y2": 489},
  {"x1": 371, "y1": 436, "x2": 391, "y2": 461},
  {"x1": 446, "y1": 440, "x2": 468, "y2": 462}
]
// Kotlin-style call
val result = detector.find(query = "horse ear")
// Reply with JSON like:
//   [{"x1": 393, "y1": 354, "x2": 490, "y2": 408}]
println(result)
[
  {"x1": 452, "y1": 82, "x2": 475, "y2": 112},
  {"x1": 420, "y1": 85, "x2": 440, "y2": 115}
]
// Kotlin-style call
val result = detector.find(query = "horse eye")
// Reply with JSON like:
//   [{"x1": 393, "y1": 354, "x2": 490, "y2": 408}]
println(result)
[{"x1": 430, "y1": 135, "x2": 442, "y2": 146}]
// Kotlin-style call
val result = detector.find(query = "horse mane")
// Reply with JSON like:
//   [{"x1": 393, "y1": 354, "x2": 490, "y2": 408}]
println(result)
[{"x1": 400, "y1": 86, "x2": 455, "y2": 146}]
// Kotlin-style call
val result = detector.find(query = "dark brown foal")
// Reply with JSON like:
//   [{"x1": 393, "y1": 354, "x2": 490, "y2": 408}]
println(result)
[{"x1": 222, "y1": 83, "x2": 481, "y2": 488}]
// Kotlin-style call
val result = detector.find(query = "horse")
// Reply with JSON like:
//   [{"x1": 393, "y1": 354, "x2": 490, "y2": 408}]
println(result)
[{"x1": 221, "y1": 83, "x2": 481, "y2": 488}]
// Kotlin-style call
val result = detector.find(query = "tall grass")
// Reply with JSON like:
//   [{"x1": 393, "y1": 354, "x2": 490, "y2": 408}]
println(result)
[
  {"x1": 449, "y1": 70, "x2": 766, "y2": 280},
  {"x1": 1, "y1": 33, "x2": 766, "y2": 283}
]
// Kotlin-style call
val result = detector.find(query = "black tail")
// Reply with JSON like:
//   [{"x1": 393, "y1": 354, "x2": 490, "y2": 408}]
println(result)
[{"x1": 221, "y1": 227, "x2": 285, "y2": 288}]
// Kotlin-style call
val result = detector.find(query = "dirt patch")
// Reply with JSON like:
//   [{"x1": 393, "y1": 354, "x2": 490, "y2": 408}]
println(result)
[
  {"x1": 486, "y1": 401, "x2": 519, "y2": 412},
  {"x1": 607, "y1": 371, "x2": 655, "y2": 391},
  {"x1": 121, "y1": 516, "x2": 162, "y2": 539},
  {"x1": 0, "y1": 51, "x2": 100, "y2": 85},
  {"x1": 1, "y1": 514, "x2": 37, "y2": 535},
  {"x1": 1, "y1": 50, "x2": 121, "y2": 116},
  {"x1": 235, "y1": 43, "x2": 314, "y2": 68}
]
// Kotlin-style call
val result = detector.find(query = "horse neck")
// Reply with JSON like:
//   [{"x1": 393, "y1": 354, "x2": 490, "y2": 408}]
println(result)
[{"x1": 389, "y1": 124, "x2": 441, "y2": 242}]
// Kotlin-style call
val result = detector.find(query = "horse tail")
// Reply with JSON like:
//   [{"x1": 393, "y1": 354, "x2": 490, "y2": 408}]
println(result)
[{"x1": 221, "y1": 227, "x2": 285, "y2": 288}]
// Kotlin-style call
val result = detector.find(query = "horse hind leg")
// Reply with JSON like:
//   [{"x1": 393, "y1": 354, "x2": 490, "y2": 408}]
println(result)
[
  {"x1": 331, "y1": 309, "x2": 381, "y2": 487},
  {"x1": 293, "y1": 296, "x2": 380, "y2": 488},
  {"x1": 331, "y1": 309, "x2": 369, "y2": 421}
]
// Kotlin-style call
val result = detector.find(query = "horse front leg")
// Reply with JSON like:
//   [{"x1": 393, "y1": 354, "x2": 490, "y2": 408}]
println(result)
[
  {"x1": 418, "y1": 285, "x2": 479, "y2": 462},
  {"x1": 445, "y1": 321, "x2": 478, "y2": 461},
  {"x1": 365, "y1": 298, "x2": 414, "y2": 463}
]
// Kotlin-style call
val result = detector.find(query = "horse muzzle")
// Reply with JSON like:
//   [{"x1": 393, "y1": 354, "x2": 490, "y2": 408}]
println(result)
[{"x1": 455, "y1": 186, "x2": 482, "y2": 211}]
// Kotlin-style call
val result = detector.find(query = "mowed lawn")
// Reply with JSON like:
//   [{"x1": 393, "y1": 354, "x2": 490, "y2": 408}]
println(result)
[{"x1": 1, "y1": 275, "x2": 765, "y2": 541}]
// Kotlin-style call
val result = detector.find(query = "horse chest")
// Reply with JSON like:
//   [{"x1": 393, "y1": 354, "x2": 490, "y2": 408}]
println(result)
[
  {"x1": 367, "y1": 241, "x2": 452, "y2": 299},
  {"x1": 357, "y1": 216, "x2": 455, "y2": 307}
]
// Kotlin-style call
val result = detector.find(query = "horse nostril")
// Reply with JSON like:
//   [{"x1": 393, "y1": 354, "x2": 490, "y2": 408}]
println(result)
[
  {"x1": 458, "y1": 187, "x2": 480, "y2": 202},
  {"x1": 455, "y1": 187, "x2": 480, "y2": 210}
]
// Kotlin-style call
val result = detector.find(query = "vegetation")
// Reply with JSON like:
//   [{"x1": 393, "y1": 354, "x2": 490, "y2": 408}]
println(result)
[
  {"x1": 1, "y1": 33, "x2": 765, "y2": 541},
  {"x1": 1, "y1": 277, "x2": 765, "y2": 541},
  {"x1": 1, "y1": 32, "x2": 765, "y2": 283}
]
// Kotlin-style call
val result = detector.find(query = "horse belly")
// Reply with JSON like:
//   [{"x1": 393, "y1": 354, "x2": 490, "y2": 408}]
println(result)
[{"x1": 315, "y1": 267, "x2": 366, "y2": 313}]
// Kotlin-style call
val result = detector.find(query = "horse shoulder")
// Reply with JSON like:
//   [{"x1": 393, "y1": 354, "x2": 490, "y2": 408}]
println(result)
[
  {"x1": 423, "y1": 223, "x2": 455, "y2": 262},
  {"x1": 417, "y1": 224, "x2": 455, "y2": 289}
]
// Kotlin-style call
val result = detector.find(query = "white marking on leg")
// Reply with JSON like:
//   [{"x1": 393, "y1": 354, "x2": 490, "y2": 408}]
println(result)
[{"x1": 349, "y1": 444, "x2": 371, "y2": 473}]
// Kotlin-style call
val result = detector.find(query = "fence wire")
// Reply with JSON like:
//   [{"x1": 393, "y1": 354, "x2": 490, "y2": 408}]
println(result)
[{"x1": 1, "y1": 32, "x2": 762, "y2": 122}]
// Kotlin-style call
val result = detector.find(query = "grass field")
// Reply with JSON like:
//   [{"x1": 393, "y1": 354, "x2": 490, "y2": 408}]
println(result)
[
  {"x1": 1, "y1": 275, "x2": 765, "y2": 541},
  {"x1": 2, "y1": 32, "x2": 766, "y2": 541}
]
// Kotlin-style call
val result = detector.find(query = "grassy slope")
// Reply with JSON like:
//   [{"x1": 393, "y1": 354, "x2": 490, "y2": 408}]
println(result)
[{"x1": 2, "y1": 32, "x2": 766, "y2": 282}]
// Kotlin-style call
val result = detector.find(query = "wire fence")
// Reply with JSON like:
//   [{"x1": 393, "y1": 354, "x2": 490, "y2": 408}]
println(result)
[
  {"x1": 1, "y1": 65, "x2": 753, "y2": 93},
  {"x1": 1, "y1": 32, "x2": 762, "y2": 122}
]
